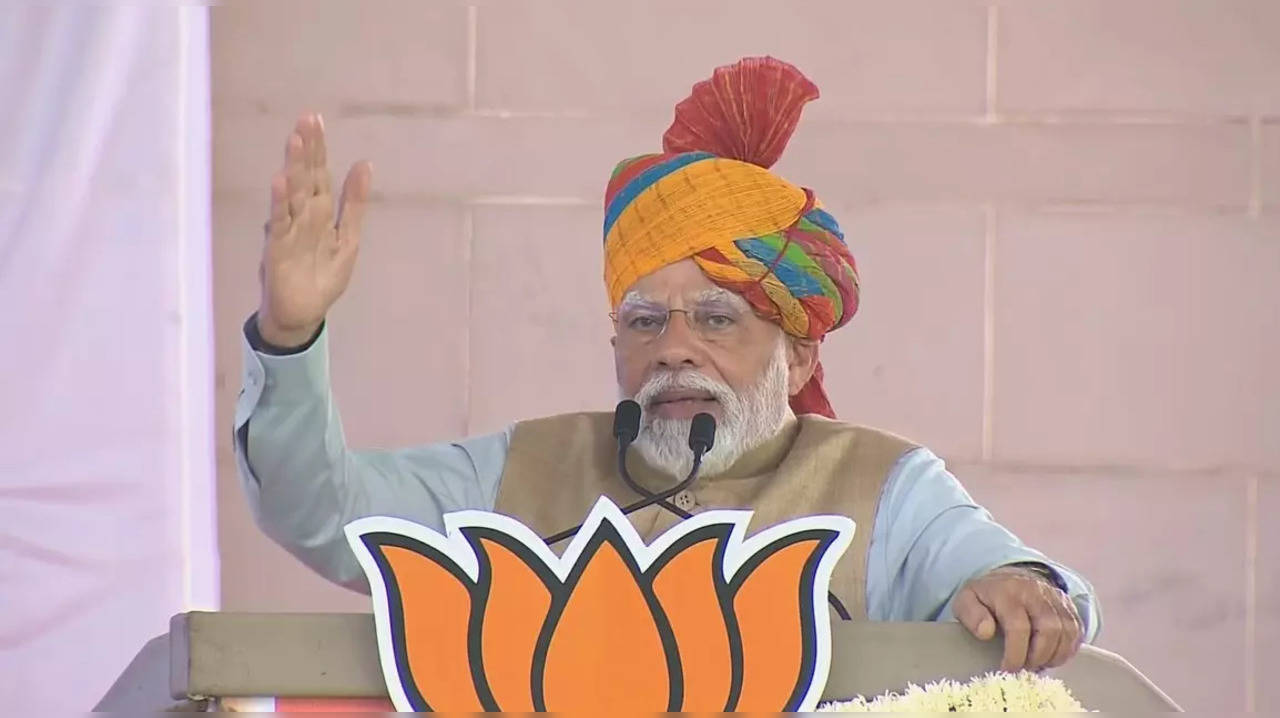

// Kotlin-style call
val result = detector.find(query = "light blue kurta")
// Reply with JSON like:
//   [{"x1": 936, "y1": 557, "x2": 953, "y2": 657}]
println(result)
[{"x1": 233, "y1": 322, "x2": 1100, "y2": 640}]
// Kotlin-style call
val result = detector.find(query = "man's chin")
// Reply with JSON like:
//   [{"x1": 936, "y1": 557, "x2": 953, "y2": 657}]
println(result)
[{"x1": 631, "y1": 436, "x2": 694, "y2": 479}]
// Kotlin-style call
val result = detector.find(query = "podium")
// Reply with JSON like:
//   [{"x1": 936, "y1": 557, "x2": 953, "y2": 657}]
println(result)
[{"x1": 95, "y1": 612, "x2": 1182, "y2": 711}]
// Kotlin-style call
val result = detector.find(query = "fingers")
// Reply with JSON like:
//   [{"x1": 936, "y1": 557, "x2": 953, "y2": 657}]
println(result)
[
  {"x1": 1043, "y1": 619, "x2": 1073, "y2": 670},
  {"x1": 336, "y1": 160, "x2": 373, "y2": 240},
  {"x1": 969, "y1": 569, "x2": 1086, "y2": 673},
  {"x1": 284, "y1": 131, "x2": 309, "y2": 219},
  {"x1": 1046, "y1": 596, "x2": 1084, "y2": 668},
  {"x1": 954, "y1": 587, "x2": 998, "y2": 641},
  {"x1": 1025, "y1": 593, "x2": 1064, "y2": 670},
  {"x1": 266, "y1": 172, "x2": 289, "y2": 240},
  {"x1": 991, "y1": 597, "x2": 1032, "y2": 673},
  {"x1": 300, "y1": 112, "x2": 331, "y2": 197},
  {"x1": 279, "y1": 112, "x2": 336, "y2": 237}
]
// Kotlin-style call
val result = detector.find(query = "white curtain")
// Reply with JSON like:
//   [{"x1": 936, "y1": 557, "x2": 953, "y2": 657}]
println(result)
[{"x1": 0, "y1": 6, "x2": 216, "y2": 712}]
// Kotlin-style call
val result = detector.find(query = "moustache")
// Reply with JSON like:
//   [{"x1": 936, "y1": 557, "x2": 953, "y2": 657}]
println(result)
[{"x1": 634, "y1": 371, "x2": 736, "y2": 413}]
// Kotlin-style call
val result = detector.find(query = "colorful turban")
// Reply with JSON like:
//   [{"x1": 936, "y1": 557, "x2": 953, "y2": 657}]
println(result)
[{"x1": 602, "y1": 57, "x2": 859, "y2": 419}]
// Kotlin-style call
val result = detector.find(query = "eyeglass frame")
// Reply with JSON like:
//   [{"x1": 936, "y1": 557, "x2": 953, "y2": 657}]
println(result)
[{"x1": 609, "y1": 297, "x2": 754, "y2": 346}]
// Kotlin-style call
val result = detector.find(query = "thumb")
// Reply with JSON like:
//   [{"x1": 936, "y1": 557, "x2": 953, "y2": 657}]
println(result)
[
  {"x1": 954, "y1": 587, "x2": 998, "y2": 641},
  {"x1": 336, "y1": 160, "x2": 373, "y2": 238}
]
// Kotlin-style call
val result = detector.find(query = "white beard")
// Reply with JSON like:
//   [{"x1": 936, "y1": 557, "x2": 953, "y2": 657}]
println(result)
[{"x1": 624, "y1": 339, "x2": 791, "y2": 479}]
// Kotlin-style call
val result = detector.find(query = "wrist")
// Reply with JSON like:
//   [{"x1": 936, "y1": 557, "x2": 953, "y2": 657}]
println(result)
[
  {"x1": 256, "y1": 311, "x2": 321, "y2": 349},
  {"x1": 1001, "y1": 562, "x2": 1068, "y2": 593},
  {"x1": 249, "y1": 311, "x2": 324, "y2": 356}
]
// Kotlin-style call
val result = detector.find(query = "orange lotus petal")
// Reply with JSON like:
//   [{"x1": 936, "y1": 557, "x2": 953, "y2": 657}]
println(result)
[
  {"x1": 650, "y1": 528, "x2": 735, "y2": 712},
  {"x1": 365, "y1": 539, "x2": 485, "y2": 711},
  {"x1": 538, "y1": 532, "x2": 674, "y2": 711},
  {"x1": 730, "y1": 531, "x2": 836, "y2": 711},
  {"x1": 470, "y1": 532, "x2": 553, "y2": 712}
]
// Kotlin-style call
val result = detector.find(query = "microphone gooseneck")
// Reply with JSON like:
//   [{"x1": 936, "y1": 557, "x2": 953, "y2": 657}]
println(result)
[
  {"x1": 619, "y1": 412, "x2": 715, "y2": 517},
  {"x1": 613, "y1": 400, "x2": 687, "y2": 517},
  {"x1": 541, "y1": 402, "x2": 699, "y2": 545},
  {"x1": 617, "y1": 442, "x2": 690, "y2": 519}
]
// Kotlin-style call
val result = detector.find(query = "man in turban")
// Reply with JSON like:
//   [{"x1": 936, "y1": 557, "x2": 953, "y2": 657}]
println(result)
[{"x1": 238, "y1": 58, "x2": 1099, "y2": 672}]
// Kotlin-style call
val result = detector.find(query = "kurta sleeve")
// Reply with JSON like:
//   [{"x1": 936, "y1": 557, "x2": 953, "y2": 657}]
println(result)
[
  {"x1": 864, "y1": 447, "x2": 1101, "y2": 642},
  {"x1": 233, "y1": 314, "x2": 510, "y2": 592}
]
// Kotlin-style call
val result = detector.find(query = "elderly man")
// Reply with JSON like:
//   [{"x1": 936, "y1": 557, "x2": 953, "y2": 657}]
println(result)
[{"x1": 236, "y1": 57, "x2": 1099, "y2": 673}]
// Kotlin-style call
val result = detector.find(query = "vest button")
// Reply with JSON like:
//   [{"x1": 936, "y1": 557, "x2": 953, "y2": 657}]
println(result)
[{"x1": 674, "y1": 490, "x2": 696, "y2": 511}]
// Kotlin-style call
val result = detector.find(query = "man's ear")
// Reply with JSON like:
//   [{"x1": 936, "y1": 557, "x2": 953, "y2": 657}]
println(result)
[{"x1": 785, "y1": 336, "x2": 820, "y2": 396}]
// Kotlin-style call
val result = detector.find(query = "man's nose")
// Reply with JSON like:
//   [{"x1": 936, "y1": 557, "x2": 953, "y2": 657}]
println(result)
[{"x1": 653, "y1": 312, "x2": 704, "y2": 369}]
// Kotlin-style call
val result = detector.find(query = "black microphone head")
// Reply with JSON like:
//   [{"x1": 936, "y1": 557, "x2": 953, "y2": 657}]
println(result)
[
  {"x1": 688, "y1": 412, "x2": 716, "y2": 456},
  {"x1": 613, "y1": 400, "x2": 642, "y2": 444}
]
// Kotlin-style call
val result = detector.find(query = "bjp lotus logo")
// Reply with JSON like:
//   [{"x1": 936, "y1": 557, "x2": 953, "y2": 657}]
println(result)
[{"x1": 345, "y1": 497, "x2": 853, "y2": 712}]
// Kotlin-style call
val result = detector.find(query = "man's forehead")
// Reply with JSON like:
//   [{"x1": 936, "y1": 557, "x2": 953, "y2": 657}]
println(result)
[{"x1": 619, "y1": 287, "x2": 748, "y2": 308}]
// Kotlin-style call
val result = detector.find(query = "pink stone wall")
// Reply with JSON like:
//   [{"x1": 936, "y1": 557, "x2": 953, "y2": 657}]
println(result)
[{"x1": 211, "y1": 1, "x2": 1280, "y2": 710}]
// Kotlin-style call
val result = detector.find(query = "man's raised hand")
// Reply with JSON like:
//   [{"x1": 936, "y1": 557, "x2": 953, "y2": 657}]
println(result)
[{"x1": 257, "y1": 112, "x2": 372, "y2": 348}]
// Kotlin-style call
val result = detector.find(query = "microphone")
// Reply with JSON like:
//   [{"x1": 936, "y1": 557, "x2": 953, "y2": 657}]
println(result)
[
  {"x1": 612, "y1": 400, "x2": 686, "y2": 517},
  {"x1": 688, "y1": 412, "x2": 715, "y2": 456},
  {"x1": 542, "y1": 402, "x2": 694, "y2": 546},
  {"x1": 618, "y1": 412, "x2": 715, "y2": 517},
  {"x1": 613, "y1": 399, "x2": 641, "y2": 445}
]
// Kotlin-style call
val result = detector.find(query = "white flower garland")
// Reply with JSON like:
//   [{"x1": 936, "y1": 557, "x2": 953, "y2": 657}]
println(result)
[{"x1": 818, "y1": 670, "x2": 1087, "y2": 712}]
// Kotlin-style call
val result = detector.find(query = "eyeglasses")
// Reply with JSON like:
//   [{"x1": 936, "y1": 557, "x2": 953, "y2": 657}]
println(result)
[{"x1": 610, "y1": 299, "x2": 749, "y2": 346}]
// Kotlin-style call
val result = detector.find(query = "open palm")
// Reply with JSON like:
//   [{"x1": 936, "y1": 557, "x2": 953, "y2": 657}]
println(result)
[{"x1": 257, "y1": 113, "x2": 371, "y2": 347}]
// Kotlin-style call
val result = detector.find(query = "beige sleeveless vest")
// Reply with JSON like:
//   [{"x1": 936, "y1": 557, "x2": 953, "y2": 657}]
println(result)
[{"x1": 494, "y1": 412, "x2": 917, "y2": 620}]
